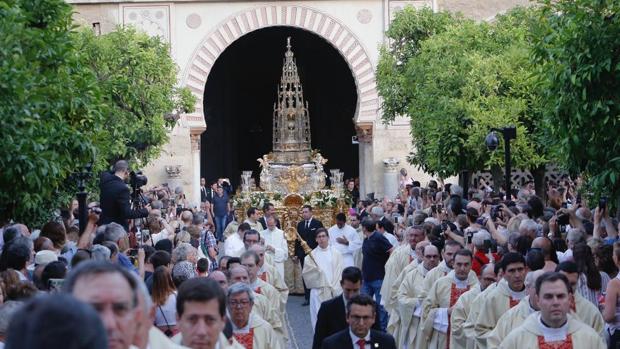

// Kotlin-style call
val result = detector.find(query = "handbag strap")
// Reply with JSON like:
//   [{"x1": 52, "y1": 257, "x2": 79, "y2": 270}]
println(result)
[{"x1": 158, "y1": 305, "x2": 172, "y2": 332}]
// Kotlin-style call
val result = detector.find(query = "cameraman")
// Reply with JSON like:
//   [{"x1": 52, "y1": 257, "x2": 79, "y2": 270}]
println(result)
[{"x1": 99, "y1": 160, "x2": 149, "y2": 230}]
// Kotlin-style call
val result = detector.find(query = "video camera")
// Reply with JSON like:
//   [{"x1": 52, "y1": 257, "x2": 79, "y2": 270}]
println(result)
[{"x1": 130, "y1": 170, "x2": 148, "y2": 189}]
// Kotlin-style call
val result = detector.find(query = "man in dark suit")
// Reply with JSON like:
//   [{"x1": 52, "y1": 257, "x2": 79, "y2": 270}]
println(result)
[
  {"x1": 258, "y1": 202, "x2": 281, "y2": 230},
  {"x1": 200, "y1": 177, "x2": 209, "y2": 203},
  {"x1": 321, "y1": 294, "x2": 396, "y2": 349},
  {"x1": 313, "y1": 267, "x2": 380, "y2": 349},
  {"x1": 99, "y1": 160, "x2": 149, "y2": 231},
  {"x1": 296, "y1": 205, "x2": 323, "y2": 305}
]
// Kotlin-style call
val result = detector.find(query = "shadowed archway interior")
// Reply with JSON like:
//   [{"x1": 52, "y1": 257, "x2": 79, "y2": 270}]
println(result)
[{"x1": 201, "y1": 26, "x2": 358, "y2": 188}]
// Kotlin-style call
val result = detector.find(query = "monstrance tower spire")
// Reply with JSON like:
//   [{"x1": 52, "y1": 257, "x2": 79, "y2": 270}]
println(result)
[{"x1": 272, "y1": 37, "x2": 312, "y2": 164}]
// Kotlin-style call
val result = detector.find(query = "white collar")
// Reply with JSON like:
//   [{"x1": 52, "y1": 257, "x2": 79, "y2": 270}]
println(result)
[
  {"x1": 537, "y1": 313, "x2": 569, "y2": 342},
  {"x1": 453, "y1": 275, "x2": 469, "y2": 289},
  {"x1": 349, "y1": 328, "x2": 370, "y2": 346},
  {"x1": 508, "y1": 284, "x2": 526, "y2": 300}
]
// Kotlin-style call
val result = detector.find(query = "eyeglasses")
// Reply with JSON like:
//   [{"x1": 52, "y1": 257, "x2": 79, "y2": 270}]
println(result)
[
  {"x1": 425, "y1": 255, "x2": 440, "y2": 259},
  {"x1": 228, "y1": 300, "x2": 251, "y2": 308}
]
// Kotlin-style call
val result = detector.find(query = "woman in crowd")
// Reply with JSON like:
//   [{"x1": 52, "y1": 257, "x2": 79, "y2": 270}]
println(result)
[
  {"x1": 152, "y1": 265, "x2": 178, "y2": 337},
  {"x1": 574, "y1": 242, "x2": 611, "y2": 306}
]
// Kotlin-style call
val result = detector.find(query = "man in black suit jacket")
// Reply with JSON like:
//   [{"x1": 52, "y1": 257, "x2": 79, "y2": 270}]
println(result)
[
  {"x1": 200, "y1": 177, "x2": 209, "y2": 203},
  {"x1": 321, "y1": 294, "x2": 396, "y2": 349},
  {"x1": 99, "y1": 160, "x2": 149, "y2": 231},
  {"x1": 296, "y1": 205, "x2": 323, "y2": 304},
  {"x1": 313, "y1": 267, "x2": 380, "y2": 349}
]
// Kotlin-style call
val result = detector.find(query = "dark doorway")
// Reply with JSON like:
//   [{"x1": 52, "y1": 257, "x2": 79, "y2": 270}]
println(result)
[{"x1": 201, "y1": 26, "x2": 358, "y2": 188}]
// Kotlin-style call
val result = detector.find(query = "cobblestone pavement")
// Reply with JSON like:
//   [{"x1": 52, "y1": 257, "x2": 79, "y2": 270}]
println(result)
[{"x1": 286, "y1": 294, "x2": 313, "y2": 349}]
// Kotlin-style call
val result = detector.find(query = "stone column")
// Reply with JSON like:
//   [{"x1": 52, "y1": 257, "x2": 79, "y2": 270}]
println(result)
[
  {"x1": 190, "y1": 133, "x2": 201, "y2": 206},
  {"x1": 356, "y1": 122, "x2": 374, "y2": 200},
  {"x1": 383, "y1": 157, "x2": 400, "y2": 199}
]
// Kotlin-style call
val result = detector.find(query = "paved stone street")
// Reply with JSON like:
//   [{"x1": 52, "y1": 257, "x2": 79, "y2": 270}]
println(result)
[{"x1": 286, "y1": 294, "x2": 313, "y2": 349}]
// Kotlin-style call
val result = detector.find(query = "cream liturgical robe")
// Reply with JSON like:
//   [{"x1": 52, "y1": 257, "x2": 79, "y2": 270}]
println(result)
[
  {"x1": 499, "y1": 313, "x2": 605, "y2": 349},
  {"x1": 252, "y1": 292, "x2": 283, "y2": 339},
  {"x1": 232, "y1": 313, "x2": 283, "y2": 349},
  {"x1": 487, "y1": 296, "x2": 538, "y2": 348},
  {"x1": 302, "y1": 246, "x2": 343, "y2": 331},
  {"x1": 148, "y1": 327, "x2": 189, "y2": 349},
  {"x1": 474, "y1": 278, "x2": 526, "y2": 342},
  {"x1": 381, "y1": 245, "x2": 415, "y2": 311},
  {"x1": 421, "y1": 271, "x2": 479, "y2": 349},
  {"x1": 463, "y1": 282, "x2": 497, "y2": 349},
  {"x1": 449, "y1": 284, "x2": 482, "y2": 349},
  {"x1": 259, "y1": 228, "x2": 288, "y2": 279},
  {"x1": 258, "y1": 262, "x2": 289, "y2": 313},
  {"x1": 252, "y1": 279, "x2": 287, "y2": 342},
  {"x1": 422, "y1": 261, "x2": 453, "y2": 295},
  {"x1": 393, "y1": 262, "x2": 432, "y2": 349},
  {"x1": 386, "y1": 258, "x2": 420, "y2": 337}
]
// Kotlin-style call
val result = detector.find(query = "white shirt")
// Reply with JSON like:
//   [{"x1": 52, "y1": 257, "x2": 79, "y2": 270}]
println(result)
[
  {"x1": 328, "y1": 224, "x2": 362, "y2": 268},
  {"x1": 349, "y1": 329, "x2": 371, "y2": 349},
  {"x1": 383, "y1": 232, "x2": 398, "y2": 247},
  {"x1": 224, "y1": 233, "x2": 245, "y2": 258}
]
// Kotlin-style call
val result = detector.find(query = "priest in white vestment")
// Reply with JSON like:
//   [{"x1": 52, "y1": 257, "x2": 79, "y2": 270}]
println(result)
[
  {"x1": 474, "y1": 252, "x2": 528, "y2": 343},
  {"x1": 499, "y1": 272, "x2": 605, "y2": 349},
  {"x1": 327, "y1": 213, "x2": 362, "y2": 268},
  {"x1": 421, "y1": 249, "x2": 478, "y2": 349},
  {"x1": 385, "y1": 240, "x2": 430, "y2": 339},
  {"x1": 380, "y1": 226, "x2": 425, "y2": 315},
  {"x1": 488, "y1": 269, "x2": 546, "y2": 347},
  {"x1": 302, "y1": 227, "x2": 344, "y2": 331},
  {"x1": 449, "y1": 263, "x2": 497, "y2": 349},
  {"x1": 225, "y1": 223, "x2": 250, "y2": 257},
  {"x1": 227, "y1": 282, "x2": 282, "y2": 349},
  {"x1": 259, "y1": 216, "x2": 288, "y2": 279},
  {"x1": 393, "y1": 244, "x2": 440, "y2": 349},
  {"x1": 422, "y1": 240, "x2": 465, "y2": 294},
  {"x1": 250, "y1": 244, "x2": 289, "y2": 313}
]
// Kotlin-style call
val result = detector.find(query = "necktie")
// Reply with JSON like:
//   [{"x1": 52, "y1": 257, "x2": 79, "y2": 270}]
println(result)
[
  {"x1": 306, "y1": 220, "x2": 310, "y2": 229},
  {"x1": 356, "y1": 338, "x2": 366, "y2": 349}
]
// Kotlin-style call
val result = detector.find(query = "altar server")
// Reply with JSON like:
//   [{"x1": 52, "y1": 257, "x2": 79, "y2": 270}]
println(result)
[{"x1": 302, "y1": 228, "x2": 343, "y2": 331}]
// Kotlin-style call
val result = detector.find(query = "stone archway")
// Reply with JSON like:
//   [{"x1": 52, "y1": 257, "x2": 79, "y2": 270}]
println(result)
[
  {"x1": 182, "y1": 4, "x2": 379, "y2": 200},
  {"x1": 182, "y1": 4, "x2": 379, "y2": 128}
]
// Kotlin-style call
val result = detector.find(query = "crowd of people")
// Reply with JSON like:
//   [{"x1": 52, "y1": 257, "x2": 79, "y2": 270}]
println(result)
[{"x1": 0, "y1": 160, "x2": 618, "y2": 349}]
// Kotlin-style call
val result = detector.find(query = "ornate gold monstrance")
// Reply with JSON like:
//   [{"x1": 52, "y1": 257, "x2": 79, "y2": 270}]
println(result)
[{"x1": 235, "y1": 38, "x2": 347, "y2": 291}]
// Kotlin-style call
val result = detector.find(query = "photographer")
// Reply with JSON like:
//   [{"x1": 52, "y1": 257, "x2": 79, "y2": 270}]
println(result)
[{"x1": 99, "y1": 160, "x2": 149, "y2": 231}]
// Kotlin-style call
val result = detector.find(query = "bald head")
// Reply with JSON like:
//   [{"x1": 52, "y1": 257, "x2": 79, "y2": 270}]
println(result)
[
  {"x1": 208, "y1": 270, "x2": 229, "y2": 291},
  {"x1": 249, "y1": 244, "x2": 266, "y2": 266},
  {"x1": 415, "y1": 240, "x2": 430, "y2": 263},
  {"x1": 525, "y1": 269, "x2": 546, "y2": 310},
  {"x1": 229, "y1": 266, "x2": 250, "y2": 284},
  {"x1": 480, "y1": 263, "x2": 497, "y2": 291},
  {"x1": 422, "y1": 244, "x2": 440, "y2": 270},
  {"x1": 531, "y1": 237, "x2": 551, "y2": 258}
]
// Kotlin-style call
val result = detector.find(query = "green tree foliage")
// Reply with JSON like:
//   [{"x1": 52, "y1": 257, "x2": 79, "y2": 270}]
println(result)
[
  {"x1": 377, "y1": 7, "x2": 457, "y2": 121},
  {"x1": 0, "y1": 0, "x2": 105, "y2": 222},
  {"x1": 377, "y1": 7, "x2": 548, "y2": 179},
  {"x1": 532, "y1": 0, "x2": 620, "y2": 202},
  {"x1": 0, "y1": 0, "x2": 195, "y2": 224},
  {"x1": 76, "y1": 27, "x2": 196, "y2": 165}
]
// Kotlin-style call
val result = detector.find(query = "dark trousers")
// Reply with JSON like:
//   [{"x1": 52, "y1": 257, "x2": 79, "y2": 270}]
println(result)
[{"x1": 610, "y1": 328, "x2": 620, "y2": 349}]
